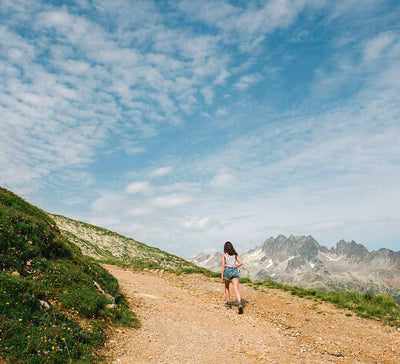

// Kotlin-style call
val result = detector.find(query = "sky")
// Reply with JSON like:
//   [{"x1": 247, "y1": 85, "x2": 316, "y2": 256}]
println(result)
[{"x1": 1, "y1": 0, "x2": 400, "y2": 257}]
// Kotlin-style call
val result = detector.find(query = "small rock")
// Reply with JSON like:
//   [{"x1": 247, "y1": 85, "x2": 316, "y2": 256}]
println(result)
[{"x1": 39, "y1": 300, "x2": 50, "y2": 309}]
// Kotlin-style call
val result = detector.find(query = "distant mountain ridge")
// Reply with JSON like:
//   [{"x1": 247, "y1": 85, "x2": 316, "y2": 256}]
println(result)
[{"x1": 190, "y1": 235, "x2": 400, "y2": 303}]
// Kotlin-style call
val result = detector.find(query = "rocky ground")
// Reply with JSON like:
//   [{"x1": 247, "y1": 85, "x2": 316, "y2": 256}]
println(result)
[{"x1": 102, "y1": 265, "x2": 400, "y2": 364}]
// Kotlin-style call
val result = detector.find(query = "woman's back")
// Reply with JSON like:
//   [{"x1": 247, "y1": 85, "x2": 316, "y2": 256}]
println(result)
[{"x1": 224, "y1": 253, "x2": 236, "y2": 268}]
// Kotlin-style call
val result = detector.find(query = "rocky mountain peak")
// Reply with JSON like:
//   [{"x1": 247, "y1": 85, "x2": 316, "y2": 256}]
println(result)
[
  {"x1": 298, "y1": 238, "x2": 320, "y2": 260},
  {"x1": 335, "y1": 240, "x2": 369, "y2": 258},
  {"x1": 258, "y1": 234, "x2": 321, "y2": 261}
]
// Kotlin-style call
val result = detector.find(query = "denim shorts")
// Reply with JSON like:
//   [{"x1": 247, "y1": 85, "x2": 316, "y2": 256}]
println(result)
[{"x1": 224, "y1": 267, "x2": 240, "y2": 280}]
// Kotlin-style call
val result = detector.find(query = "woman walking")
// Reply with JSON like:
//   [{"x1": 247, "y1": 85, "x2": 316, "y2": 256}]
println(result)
[{"x1": 221, "y1": 241, "x2": 243, "y2": 314}]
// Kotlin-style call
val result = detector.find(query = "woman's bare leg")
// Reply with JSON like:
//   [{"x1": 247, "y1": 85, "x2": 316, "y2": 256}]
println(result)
[
  {"x1": 224, "y1": 279, "x2": 230, "y2": 301},
  {"x1": 232, "y1": 278, "x2": 241, "y2": 302}
]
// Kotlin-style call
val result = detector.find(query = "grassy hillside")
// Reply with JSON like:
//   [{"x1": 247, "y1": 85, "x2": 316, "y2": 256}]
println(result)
[
  {"x1": 51, "y1": 214, "x2": 216, "y2": 276},
  {"x1": 246, "y1": 279, "x2": 400, "y2": 328},
  {"x1": 0, "y1": 187, "x2": 139, "y2": 363}
]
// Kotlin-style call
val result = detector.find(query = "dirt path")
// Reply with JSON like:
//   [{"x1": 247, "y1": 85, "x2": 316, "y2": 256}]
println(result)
[{"x1": 103, "y1": 265, "x2": 400, "y2": 363}]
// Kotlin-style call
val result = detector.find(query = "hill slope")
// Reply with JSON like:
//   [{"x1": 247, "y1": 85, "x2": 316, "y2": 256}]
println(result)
[
  {"x1": 0, "y1": 187, "x2": 138, "y2": 363},
  {"x1": 51, "y1": 214, "x2": 212, "y2": 274}
]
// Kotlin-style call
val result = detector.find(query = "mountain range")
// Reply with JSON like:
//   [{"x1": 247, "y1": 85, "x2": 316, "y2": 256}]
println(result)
[{"x1": 190, "y1": 235, "x2": 400, "y2": 303}]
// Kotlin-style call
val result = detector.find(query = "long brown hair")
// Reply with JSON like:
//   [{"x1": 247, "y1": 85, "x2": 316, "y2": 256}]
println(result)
[{"x1": 224, "y1": 241, "x2": 238, "y2": 256}]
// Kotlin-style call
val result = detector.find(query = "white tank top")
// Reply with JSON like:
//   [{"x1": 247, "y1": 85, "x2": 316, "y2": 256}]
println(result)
[{"x1": 225, "y1": 253, "x2": 237, "y2": 268}]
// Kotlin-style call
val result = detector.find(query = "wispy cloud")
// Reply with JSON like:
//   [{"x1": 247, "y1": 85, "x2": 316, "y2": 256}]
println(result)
[
  {"x1": 234, "y1": 74, "x2": 261, "y2": 91},
  {"x1": 183, "y1": 216, "x2": 210, "y2": 231},
  {"x1": 125, "y1": 182, "x2": 151, "y2": 195},
  {"x1": 150, "y1": 167, "x2": 174, "y2": 177},
  {"x1": 210, "y1": 172, "x2": 237, "y2": 188},
  {"x1": 152, "y1": 193, "x2": 192, "y2": 208},
  {"x1": 363, "y1": 31, "x2": 397, "y2": 63}
]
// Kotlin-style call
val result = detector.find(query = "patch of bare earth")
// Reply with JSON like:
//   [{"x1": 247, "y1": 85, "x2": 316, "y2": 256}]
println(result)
[{"x1": 102, "y1": 265, "x2": 400, "y2": 364}]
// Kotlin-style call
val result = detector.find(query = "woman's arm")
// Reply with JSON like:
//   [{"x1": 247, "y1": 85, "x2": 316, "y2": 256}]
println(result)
[
  {"x1": 236, "y1": 255, "x2": 243, "y2": 268},
  {"x1": 221, "y1": 253, "x2": 225, "y2": 281}
]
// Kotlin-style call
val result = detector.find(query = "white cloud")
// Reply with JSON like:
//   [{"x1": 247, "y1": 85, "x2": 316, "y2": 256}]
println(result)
[
  {"x1": 363, "y1": 31, "x2": 397, "y2": 63},
  {"x1": 150, "y1": 166, "x2": 174, "y2": 177},
  {"x1": 90, "y1": 191, "x2": 126, "y2": 215},
  {"x1": 183, "y1": 216, "x2": 210, "y2": 230},
  {"x1": 128, "y1": 206, "x2": 153, "y2": 216},
  {"x1": 179, "y1": 0, "x2": 325, "y2": 39},
  {"x1": 124, "y1": 145, "x2": 146, "y2": 156},
  {"x1": 234, "y1": 73, "x2": 261, "y2": 90},
  {"x1": 210, "y1": 172, "x2": 237, "y2": 188},
  {"x1": 158, "y1": 182, "x2": 201, "y2": 194},
  {"x1": 200, "y1": 86, "x2": 214, "y2": 104},
  {"x1": 125, "y1": 182, "x2": 151, "y2": 194},
  {"x1": 215, "y1": 108, "x2": 227, "y2": 116},
  {"x1": 152, "y1": 193, "x2": 192, "y2": 207}
]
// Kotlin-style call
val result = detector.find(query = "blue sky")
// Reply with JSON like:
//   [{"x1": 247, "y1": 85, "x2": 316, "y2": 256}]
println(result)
[{"x1": 1, "y1": 0, "x2": 400, "y2": 256}]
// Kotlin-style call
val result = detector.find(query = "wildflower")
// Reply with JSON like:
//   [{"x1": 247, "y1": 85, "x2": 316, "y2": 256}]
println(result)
[
  {"x1": 18, "y1": 319, "x2": 22, "y2": 322},
  {"x1": 6, "y1": 302, "x2": 9, "y2": 305}
]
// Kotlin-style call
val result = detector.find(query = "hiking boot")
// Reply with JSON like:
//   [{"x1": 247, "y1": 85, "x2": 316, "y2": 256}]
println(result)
[
  {"x1": 225, "y1": 301, "x2": 232, "y2": 309},
  {"x1": 238, "y1": 302, "x2": 243, "y2": 314}
]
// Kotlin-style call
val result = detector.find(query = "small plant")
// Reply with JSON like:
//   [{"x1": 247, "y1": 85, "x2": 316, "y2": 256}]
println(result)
[{"x1": 240, "y1": 277, "x2": 252, "y2": 284}]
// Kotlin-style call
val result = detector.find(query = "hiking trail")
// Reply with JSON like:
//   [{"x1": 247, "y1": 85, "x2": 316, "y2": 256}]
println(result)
[{"x1": 102, "y1": 265, "x2": 400, "y2": 363}]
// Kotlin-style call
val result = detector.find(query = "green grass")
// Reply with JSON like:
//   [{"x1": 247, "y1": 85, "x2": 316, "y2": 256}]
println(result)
[
  {"x1": 0, "y1": 187, "x2": 139, "y2": 363},
  {"x1": 255, "y1": 279, "x2": 400, "y2": 327}
]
